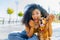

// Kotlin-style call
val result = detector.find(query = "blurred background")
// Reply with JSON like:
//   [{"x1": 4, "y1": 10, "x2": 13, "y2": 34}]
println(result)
[{"x1": 0, "y1": 0, "x2": 60, "y2": 40}]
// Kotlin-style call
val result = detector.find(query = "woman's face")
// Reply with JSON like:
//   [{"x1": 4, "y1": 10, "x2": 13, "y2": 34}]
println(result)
[{"x1": 32, "y1": 9, "x2": 41, "y2": 23}]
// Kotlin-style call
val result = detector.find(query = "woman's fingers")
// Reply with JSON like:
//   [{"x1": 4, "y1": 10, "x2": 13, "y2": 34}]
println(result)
[
  {"x1": 29, "y1": 20, "x2": 35, "y2": 28},
  {"x1": 47, "y1": 14, "x2": 55, "y2": 23}
]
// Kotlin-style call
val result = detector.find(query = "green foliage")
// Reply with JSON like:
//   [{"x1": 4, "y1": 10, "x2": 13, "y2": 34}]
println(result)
[
  {"x1": 18, "y1": 12, "x2": 23, "y2": 17},
  {"x1": 7, "y1": 8, "x2": 14, "y2": 15},
  {"x1": 56, "y1": 12, "x2": 60, "y2": 16}
]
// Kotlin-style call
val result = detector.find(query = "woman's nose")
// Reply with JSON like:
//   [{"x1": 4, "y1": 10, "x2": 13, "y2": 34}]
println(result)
[{"x1": 34, "y1": 15, "x2": 38, "y2": 17}]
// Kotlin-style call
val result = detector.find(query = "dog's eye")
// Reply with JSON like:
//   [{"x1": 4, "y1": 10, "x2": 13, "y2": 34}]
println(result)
[
  {"x1": 40, "y1": 19, "x2": 42, "y2": 21},
  {"x1": 46, "y1": 19, "x2": 48, "y2": 21},
  {"x1": 46, "y1": 20, "x2": 48, "y2": 22}
]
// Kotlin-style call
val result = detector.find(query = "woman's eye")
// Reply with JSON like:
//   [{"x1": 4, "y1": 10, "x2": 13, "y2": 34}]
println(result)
[{"x1": 32, "y1": 13, "x2": 34, "y2": 15}]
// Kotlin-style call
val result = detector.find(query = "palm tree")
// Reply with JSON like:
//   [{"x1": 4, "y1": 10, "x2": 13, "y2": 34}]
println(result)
[
  {"x1": 17, "y1": 11, "x2": 23, "y2": 22},
  {"x1": 7, "y1": 8, "x2": 14, "y2": 23},
  {"x1": 18, "y1": 11, "x2": 23, "y2": 17}
]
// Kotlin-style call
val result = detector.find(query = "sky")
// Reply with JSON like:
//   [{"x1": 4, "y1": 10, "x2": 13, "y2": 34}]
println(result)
[{"x1": 0, "y1": 0, "x2": 60, "y2": 20}]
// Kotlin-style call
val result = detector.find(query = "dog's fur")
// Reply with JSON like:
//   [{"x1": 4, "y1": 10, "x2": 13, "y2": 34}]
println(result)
[{"x1": 37, "y1": 14, "x2": 54, "y2": 40}]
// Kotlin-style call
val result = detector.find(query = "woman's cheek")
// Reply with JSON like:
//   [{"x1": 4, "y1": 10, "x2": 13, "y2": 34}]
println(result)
[
  {"x1": 38, "y1": 16, "x2": 40, "y2": 19},
  {"x1": 32, "y1": 16, "x2": 34, "y2": 20}
]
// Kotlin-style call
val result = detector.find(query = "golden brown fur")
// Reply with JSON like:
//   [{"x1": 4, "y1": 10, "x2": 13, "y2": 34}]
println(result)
[{"x1": 37, "y1": 14, "x2": 54, "y2": 40}]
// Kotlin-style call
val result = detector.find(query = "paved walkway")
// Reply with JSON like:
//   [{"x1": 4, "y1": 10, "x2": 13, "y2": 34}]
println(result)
[{"x1": 0, "y1": 22, "x2": 60, "y2": 40}]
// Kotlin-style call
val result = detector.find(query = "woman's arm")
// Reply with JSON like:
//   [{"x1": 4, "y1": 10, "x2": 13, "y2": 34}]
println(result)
[
  {"x1": 25, "y1": 26, "x2": 35, "y2": 38},
  {"x1": 48, "y1": 14, "x2": 55, "y2": 37},
  {"x1": 48, "y1": 24, "x2": 52, "y2": 37},
  {"x1": 25, "y1": 20, "x2": 35, "y2": 38}
]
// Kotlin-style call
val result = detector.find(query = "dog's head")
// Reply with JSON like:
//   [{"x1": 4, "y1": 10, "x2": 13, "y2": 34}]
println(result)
[{"x1": 39, "y1": 17, "x2": 48, "y2": 31}]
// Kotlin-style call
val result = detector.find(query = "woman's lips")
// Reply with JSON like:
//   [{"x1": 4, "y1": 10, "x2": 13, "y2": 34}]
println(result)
[{"x1": 34, "y1": 19, "x2": 38, "y2": 22}]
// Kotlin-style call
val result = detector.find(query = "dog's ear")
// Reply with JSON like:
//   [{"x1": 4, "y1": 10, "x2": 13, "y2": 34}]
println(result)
[{"x1": 46, "y1": 14, "x2": 55, "y2": 23}]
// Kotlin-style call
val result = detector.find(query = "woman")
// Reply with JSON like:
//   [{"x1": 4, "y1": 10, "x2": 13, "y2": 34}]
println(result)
[{"x1": 8, "y1": 4, "x2": 49, "y2": 40}]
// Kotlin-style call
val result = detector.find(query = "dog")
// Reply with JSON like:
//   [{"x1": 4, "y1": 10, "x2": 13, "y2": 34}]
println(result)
[{"x1": 37, "y1": 14, "x2": 54, "y2": 40}]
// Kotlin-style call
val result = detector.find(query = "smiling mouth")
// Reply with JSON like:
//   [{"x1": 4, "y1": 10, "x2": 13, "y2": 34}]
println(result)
[
  {"x1": 34, "y1": 19, "x2": 37, "y2": 20},
  {"x1": 34, "y1": 19, "x2": 38, "y2": 21},
  {"x1": 33, "y1": 19, "x2": 38, "y2": 23}
]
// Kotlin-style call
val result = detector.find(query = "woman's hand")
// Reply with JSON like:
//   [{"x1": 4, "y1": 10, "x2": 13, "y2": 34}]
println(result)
[
  {"x1": 47, "y1": 14, "x2": 55, "y2": 23},
  {"x1": 29, "y1": 20, "x2": 35, "y2": 28},
  {"x1": 29, "y1": 20, "x2": 39, "y2": 29}
]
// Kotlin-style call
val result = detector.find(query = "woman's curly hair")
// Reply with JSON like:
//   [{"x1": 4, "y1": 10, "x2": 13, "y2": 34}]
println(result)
[{"x1": 22, "y1": 4, "x2": 49, "y2": 26}]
